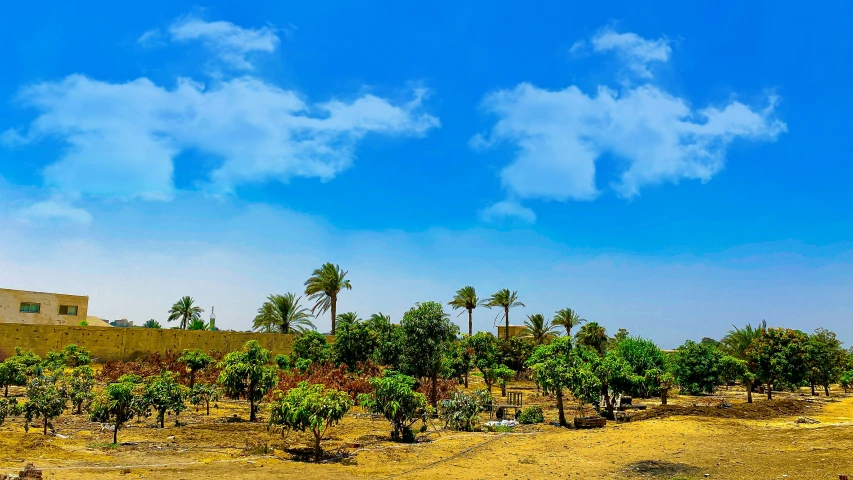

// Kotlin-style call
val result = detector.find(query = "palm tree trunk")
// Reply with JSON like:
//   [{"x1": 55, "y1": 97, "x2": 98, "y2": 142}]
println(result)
[
  {"x1": 331, "y1": 295, "x2": 337, "y2": 335},
  {"x1": 504, "y1": 306, "x2": 509, "y2": 340},
  {"x1": 556, "y1": 389, "x2": 566, "y2": 426},
  {"x1": 113, "y1": 423, "x2": 119, "y2": 444},
  {"x1": 468, "y1": 309, "x2": 473, "y2": 337}
]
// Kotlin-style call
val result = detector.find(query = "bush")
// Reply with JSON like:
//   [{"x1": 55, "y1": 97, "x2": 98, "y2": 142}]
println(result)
[
  {"x1": 268, "y1": 382, "x2": 353, "y2": 460},
  {"x1": 358, "y1": 372, "x2": 430, "y2": 442},
  {"x1": 671, "y1": 340, "x2": 723, "y2": 395},
  {"x1": 440, "y1": 391, "x2": 484, "y2": 432},
  {"x1": 333, "y1": 314, "x2": 378, "y2": 367},
  {"x1": 274, "y1": 354, "x2": 291, "y2": 371},
  {"x1": 516, "y1": 406, "x2": 544, "y2": 424},
  {"x1": 292, "y1": 331, "x2": 331, "y2": 365}
]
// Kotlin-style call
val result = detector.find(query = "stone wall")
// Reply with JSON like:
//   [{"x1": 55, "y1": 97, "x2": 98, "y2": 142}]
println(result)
[{"x1": 0, "y1": 324, "x2": 326, "y2": 362}]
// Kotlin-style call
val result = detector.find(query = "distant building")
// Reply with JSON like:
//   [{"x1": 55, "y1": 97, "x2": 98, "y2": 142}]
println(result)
[
  {"x1": 110, "y1": 318, "x2": 134, "y2": 328},
  {"x1": 496, "y1": 324, "x2": 526, "y2": 338},
  {"x1": 0, "y1": 288, "x2": 89, "y2": 326}
]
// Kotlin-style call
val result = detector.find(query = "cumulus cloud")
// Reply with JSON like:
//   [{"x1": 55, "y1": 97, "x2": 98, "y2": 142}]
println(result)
[
  {"x1": 17, "y1": 196, "x2": 92, "y2": 225},
  {"x1": 474, "y1": 28, "x2": 786, "y2": 208},
  {"x1": 480, "y1": 199, "x2": 537, "y2": 224},
  {"x1": 5, "y1": 75, "x2": 439, "y2": 198},
  {"x1": 590, "y1": 27, "x2": 671, "y2": 78}
]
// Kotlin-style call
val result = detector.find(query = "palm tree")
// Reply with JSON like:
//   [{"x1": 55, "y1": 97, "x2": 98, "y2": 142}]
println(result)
[
  {"x1": 721, "y1": 320, "x2": 767, "y2": 360},
  {"x1": 448, "y1": 286, "x2": 482, "y2": 336},
  {"x1": 142, "y1": 319, "x2": 162, "y2": 329},
  {"x1": 168, "y1": 296, "x2": 204, "y2": 330},
  {"x1": 253, "y1": 293, "x2": 315, "y2": 334},
  {"x1": 484, "y1": 289, "x2": 525, "y2": 340},
  {"x1": 523, "y1": 314, "x2": 558, "y2": 345},
  {"x1": 187, "y1": 318, "x2": 209, "y2": 331},
  {"x1": 336, "y1": 311, "x2": 360, "y2": 325},
  {"x1": 304, "y1": 262, "x2": 352, "y2": 335},
  {"x1": 553, "y1": 308, "x2": 585, "y2": 336},
  {"x1": 575, "y1": 321, "x2": 609, "y2": 355}
]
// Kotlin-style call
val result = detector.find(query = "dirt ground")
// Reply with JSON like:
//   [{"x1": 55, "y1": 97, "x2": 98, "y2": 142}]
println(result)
[{"x1": 2, "y1": 378, "x2": 853, "y2": 480}]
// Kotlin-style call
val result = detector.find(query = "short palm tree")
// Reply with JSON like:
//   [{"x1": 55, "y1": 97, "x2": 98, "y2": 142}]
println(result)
[
  {"x1": 575, "y1": 321, "x2": 609, "y2": 355},
  {"x1": 484, "y1": 289, "x2": 525, "y2": 340},
  {"x1": 167, "y1": 296, "x2": 204, "y2": 330},
  {"x1": 523, "y1": 313, "x2": 558, "y2": 345},
  {"x1": 553, "y1": 308, "x2": 585, "y2": 336},
  {"x1": 253, "y1": 293, "x2": 315, "y2": 334},
  {"x1": 448, "y1": 286, "x2": 482, "y2": 336},
  {"x1": 336, "y1": 311, "x2": 360, "y2": 325},
  {"x1": 187, "y1": 318, "x2": 209, "y2": 331},
  {"x1": 721, "y1": 320, "x2": 767, "y2": 360},
  {"x1": 304, "y1": 262, "x2": 352, "y2": 335}
]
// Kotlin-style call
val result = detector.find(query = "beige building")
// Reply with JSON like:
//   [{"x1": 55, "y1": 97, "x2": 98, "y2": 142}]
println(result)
[
  {"x1": 496, "y1": 324, "x2": 527, "y2": 338},
  {"x1": 0, "y1": 288, "x2": 89, "y2": 326}
]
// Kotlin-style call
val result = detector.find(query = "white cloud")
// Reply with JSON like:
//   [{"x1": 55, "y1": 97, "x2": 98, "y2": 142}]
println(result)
[
  {"x1": 590, "y1": 27, "x2": 671, "y2": 78},
  {"x1": 164, "y1": 16, "x2": 280, "y2": 70},
  {"x1": 480, "y1": 199, "x2": 537, "y2": 224},
  {"x1": 6, "y1": 75, "x2": 439, "y2": 198},
  {"x1": 17, "y1": 196, "x2": 92, "y2": 225},
  {"x1": 475, "y1": 28, "x2": 786, "y2": 205}
]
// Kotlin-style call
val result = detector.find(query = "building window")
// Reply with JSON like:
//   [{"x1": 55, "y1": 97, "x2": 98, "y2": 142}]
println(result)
[
  {"x1": 59, "y1": 305, "x2": 78, "y2": 316},
  {"x1": 19, "y1": 302, "x2": 40, "y2": 313}
]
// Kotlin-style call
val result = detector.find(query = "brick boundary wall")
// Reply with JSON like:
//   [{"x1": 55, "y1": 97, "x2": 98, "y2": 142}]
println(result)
[{"x1": 0, "y1": 324, "x2": 334, "y2": 362}]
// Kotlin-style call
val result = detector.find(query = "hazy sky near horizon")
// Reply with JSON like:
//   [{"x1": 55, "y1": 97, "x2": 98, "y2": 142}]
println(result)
[{"x1": 1, "y1": 2, "x2": 851, "y2": 348}]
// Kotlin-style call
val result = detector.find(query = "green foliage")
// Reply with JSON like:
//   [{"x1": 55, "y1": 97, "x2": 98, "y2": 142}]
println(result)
[
  {"x1": 0, "y1": 397, "x2": 18, "y2": 425},
  {"x1": 497, "y1": 336, "x2": 535, "y2": 372},
  {"x1": 358, "y1": 371, "x2": 430, "y2": 442},
  {"x1": 367, "y1": 313, "x2": 404, "y2": 369},
  {"x1": 672, "y1": 340, "x2": 724, "y2": 395},
  {"x1": 553, "y1": 308, "x2": 585, "y2": 336},
  {"x1": 217, "y1": 340, "x2": 278, "y2": 421},
  {"x1": 0, "y1": 356, "x2": 30, "y2": 397},
  {"x1": 143, "y1": 319, "x2": 162, "y2": 329},
  {"x1": 721, "y1": 320, "x2": 766, "y2": 360},
  {"x1": 492, "y1": 364, "x2": 515, "y2": 395},
  {"x1": 292, "y1": 331, "x2": 331, "y2": 365},
  {"x1": 841, "y1": 370, "x2": 853, "y2": 393},
  {"x1": 440, "y1": 391, "x2": 485, "y2": 432},
  {"x1": 252, "y1": 292, "x2": 315, "y2": 334},
  {"x1": 484, "y1": 289, "x2": 525, "y2": 340},
  {"x1": 187, "y1": 318, "x2": 209, "y2": 331},
  {"x1": 77, "y1": 319, "x2": 89, "y2": 326},
  {"x1": 526, "y1": 336, "x2": 576, "y2": 425},
  {"x1": 448, "y1": 286, "x2": 482, "y2": 336},
  {"x1": 42, "y1": 344, "x2": 91, "y2": 371},
  {"x1": 516, "y1": 406, "x2": 544, "y2": 424},
  {"x1": 274, "y1": 354, "x2": 291, "y2": 371},
  {"x1": 168, "y1": 296, "x2": 204, "y2": 330},
  {"x1": 304, "y1": 262, "x2": 352, "y2": 335},
  {"x1": 443, "y1": 339, "x2": 475, "y2": 387},
  {"x1": 805, "y1": 328, "x2": 845, "y2": 394},
  {"x1": 333, "y1": 313, "x2": 378, "y2": 367},
  {"x1": 523, "y1": 314, "x2": 558, "y2": 345},
  {"x1": 469, "y1": 332, "x2": 500, "y2": 390},
  {"x1": 718, "y1": 355, "x2": 749, "y2": 386},
  {"x1": 268, "y1": 381, "x2": 353, "y2": 460},
  {"x1": 178, "y1": 349, "x2": 213, "y2": 388},
  {"x1": 22, "y1": 374, "x2": 67, "y2": 435},
  {"x1": 90, "y1": 379, "x2": 136, "y2": 444},
  {"x1": 67, "y1": 365, "x2": 95, "y2": 414},
  {"x1": 145, "y1": 371, "x2": 187, "y2": 428},
  {"x1": 746, "y1": 327, "x2": 809, "y2": 399},
  {"x1": 611, "y1": 336, "x2": 666, "y2": 397},
  {"x1": 575, "y1": 322, "x2": 610, "y2": 355},
  {"x1": 399, "y1": 301, "x2": 459, "y2": 406},
  {"x1": 189, "y1": 383, "x2": 220, "y2": 415}
]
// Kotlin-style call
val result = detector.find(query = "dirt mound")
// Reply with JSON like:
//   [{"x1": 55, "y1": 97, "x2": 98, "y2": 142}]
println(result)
[
  {"x1": 6, "y1": 435, "x2": 65, "y2": 458},
  {"x1": 632, "y1": 398, "x2": 813, "y2": 421}
]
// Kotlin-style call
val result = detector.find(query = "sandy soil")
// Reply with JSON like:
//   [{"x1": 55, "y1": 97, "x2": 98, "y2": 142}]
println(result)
[{"x1": 1, "y1": 379, "x2": 852, "y2": 480}]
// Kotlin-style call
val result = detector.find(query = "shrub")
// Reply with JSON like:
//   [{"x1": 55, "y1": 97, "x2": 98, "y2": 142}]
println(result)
[
  {"x1": 268, "y1": 382, "x2": 353, "y2": 461},
  {"x1": 292, "y1": 331, "x2": 332, "y2": 365},
  {"x1": 145, "y1": 371, "x2": 187, "y2": 428},
  {"x1": 517, "y1": 406, "x2": 544, "y2": 424},
  {"x1": 671, "y1": 340, "x2": 723, "y2": 395},
  {"x1": 274, "y1": 354, "x2": 291, "y2": 371},
  {"x1": 90, "y1": 380, "x2": 136, "y2": 444},
  {"x1": 217, "y1": 341, "x2": 278, "y2": 422},
  {"x1": 22, "y1": 374, "x2": 67, "y2": 435},
  {"x1": 189, "y1": 383, "x2": 220, "y2": 415},
  {"x1": 440, "y1": 391, "x2": 484, "y2": 432},
  {"x1": 358, "y1": 372, "x2": 430, "y2": 442},
  {"x1": 67, "y1": 365, "x2": 95, "y2": 414}
]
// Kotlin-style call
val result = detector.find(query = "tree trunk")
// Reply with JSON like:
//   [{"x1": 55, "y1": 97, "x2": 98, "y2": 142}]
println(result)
[
  {"x1": 206, "y1": 400, "x2": 210, "y2": 416},
  {"x1": 556, "y1": 389, "x2": 566, "y2": 426},
  {"x1": 468, "y1": 309, "x2": 473, "y2": 337},
  {"x1": 4, "y1": 385, "x2": 7, "y2": 397},
  {"x1": 767, "y1": 382, "x2": 773, "y2": 400},
  {"x1": 331, "y1": 295, "x2": 337, "y2": 336},
  {"x1": 810, "y1": 383, "x2": 816, "y2": 396},
  {"x1": 190, "y1": 370, "x2": 196, "y2": 389},
  {"x1": 660, "y1": 387, "x2": 668, "y2": 405},
  {"x1": 501, "y1": 383, "x2": 507, "y2": 397},
  {"x1": 113, "y1": 423, "x2": 119, "y2": 444},
  {"x1": 463, "y1": 372, "x2": 468, "y2": 389},
  {"x1": 430, "y1": 373, "x2": 438, "y2": 408},
  {"x1": 504, "y1": 307, "x2": 510, "y2": 340},
  {"x1": 159, "y1": 411, "x2": 165, "y2": 428},
  {"x1": 313, "y1": 430, "x2": 323, "y2": 461},
  {"x1": 250, "y1": 396, "x2": 256, "y2": 422},
  {"x1": 824, "y1": 384, "x2": 830, "y2": 397},
  {"x1": 43, "y1": 417, "x2": 48, "y2": 435},
  {"x1": 746, "y1": 379, "x2": 753, "y2": 404}
]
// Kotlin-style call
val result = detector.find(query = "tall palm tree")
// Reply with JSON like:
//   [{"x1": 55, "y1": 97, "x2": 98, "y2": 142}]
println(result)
[
  {"x1": 484, "y1": 289, "x2": 525, "y2": 340},
  {"x1": 336, "y1": 311, "x2": 360, "y2": 325},
  {"x1": 253, "y1": 293, "x2": 315, "y2": 334},
  {"x1": 721, "y1": 320, "x2": 767, "y2": 360},
  {"x1": 575, "y1": 321, "x2": 609, "y2": 355},
  {"x1": 168, "y1": 296, "x2": 204, "y2": 330},
  {"x1": 448, "y1": 286, "x2": 482, "y2": 336},
  {"x1": 553, "y1": 308, "x2": 585, "y2": 336},
  {"x1": 304, "y1": 262, "x2": 352, "y2": 335},
  {"x1": 523, "y1": 313, "x2": 558, "y2": 345}
]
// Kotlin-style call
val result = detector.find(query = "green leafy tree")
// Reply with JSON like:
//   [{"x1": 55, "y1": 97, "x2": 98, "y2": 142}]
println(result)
[
  {"x1": 613, "y1": 328, "x2": 630, "y2": 344},
  {"x1": 484, "y1": 289, "x2": 525, "y2": 340},
  {"x1": 367, "y1": 313, "x2": 404, "y2": 369},
  {"x1": 189, "y1": 383, "x2": 220, "y2": 416},
  {"x1": 0, "y1": 357, "x2": 29, "y2": 397},
  {"x1": 468, "y1": 332, "x2": 500, "y2": 391},
  {"x1": 304, "y1": 262, "x2": 352, "y2": 335},
  {"x1": 526, "y1": 336, "x2": 575, "y2": 426},
  {"x1": 217, "y1": 340, "x2": 278, "y2": 421},
  {"x1": 268, "y1": 382, "x2": 353, "y2": 460},
  {"x1": 805, "y1": 328, "x2": 845, "y2": 397},
  {"x1": 357, "y1": 372, "x2": 430, "y2": 442},
  {"x1": 178, "y1": 349, "x2": 213, "y2": 388},
  {"x1": 292, "y1": 330, "x2": 331, "y2": 365},
  {"x1": 575, "y1": 322, "x2": 610, "y2": 355},
  {"x1": 496, "y1": 336, "x2": 536, "y2": 372},
  {"x1": 274, "y1": 354, "x2": 291, "y2": 371},
  {"x1": 721, "y1": 320, "x2": 767, "y2": 360},
  {"x1": 448, "y1": 286, "x2": 482, "y2": 337},
  {"x1": 399, "y1": 301, "x2": 459, "y2": 407},
  {"x1": 145, "y1": 371, "x2": 187, "y2": 428},
  {"x1": 746, "y1": 327, "x2": 809, "y2": 400},
  {"x1": 168, "y1": 296, "x2": 204, "y2": 330},
  {"x1": 671, "y1": 340, "x2": 723, "y2": 395},
  {"x1": 523, "y1": 314, "x2": 558, "y2": 345},
  {"x1": 67, "y1": 365, "x2": 95, "y2": 414},
  {"x1": 718, "y1": 355, "x2": 755, "y2": 402},
  {"x1": 553, "y1": 308, "x2": 585, "y2": 336},
  {"x1": 333, "y1": 313, "x2": 378, "y2": 367},
  {"x1": 611, "y1": 336, "x2": 666, "y2": 398},
  {"x1": 90, "y1": 380, "x2": 137, "y2": 444},
  {"x1": 252, "y1": 293, "x2": 315, "y2": 334},
  {"x1": 22, "y1": 374, "x2": 67, "y2": 435},
  {"x1": 444, "y1": 338, "x2": 475, "y2": 388},
  {"x1": 841, "y1": 370, "x2": 853, "y2": 393},
  {"x1": 595, "y1": 349, "x2": 642, "y2": 418},
  {"x1": 493, "y1": 364, "x2": 515, "y2": 397},
  {"x1": 143, "y1": 319, "x2": 162, "y2": 329}
]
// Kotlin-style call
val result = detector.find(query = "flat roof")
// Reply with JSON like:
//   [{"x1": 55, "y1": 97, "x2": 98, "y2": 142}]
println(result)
[{"x1": 0, "y1": 287, "x2": 89, "y2": 298}]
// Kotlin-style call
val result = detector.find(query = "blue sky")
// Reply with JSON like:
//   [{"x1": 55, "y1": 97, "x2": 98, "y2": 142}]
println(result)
[{"x1": 1, "y1": 1, "x2": 851, "y2": 346}]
